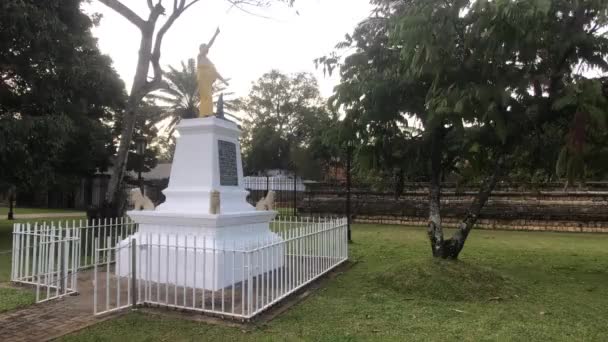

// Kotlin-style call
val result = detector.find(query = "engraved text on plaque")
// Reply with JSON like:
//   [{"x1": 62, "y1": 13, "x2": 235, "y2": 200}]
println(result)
[{"x1": 218, "y1": 140, "x2": 238, "y2": 186}]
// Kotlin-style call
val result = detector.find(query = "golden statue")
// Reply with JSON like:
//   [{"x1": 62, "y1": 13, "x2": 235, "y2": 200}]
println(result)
[{"x1": 197, "y1": 28, "x2": 229, "y2": 117}]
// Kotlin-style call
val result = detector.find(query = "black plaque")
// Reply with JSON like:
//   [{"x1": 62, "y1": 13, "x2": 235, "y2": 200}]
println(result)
[{"x1": 218, "y1": 140, "x2": 238, "y2": 186}]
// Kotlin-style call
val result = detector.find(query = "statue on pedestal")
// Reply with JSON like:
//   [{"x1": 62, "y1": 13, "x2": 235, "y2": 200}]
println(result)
[{"x1": 197, "y1": 28, "x2": 229, "y2": 117}]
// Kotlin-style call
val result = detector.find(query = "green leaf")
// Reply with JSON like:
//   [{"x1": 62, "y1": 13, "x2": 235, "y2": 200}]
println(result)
[
  {"x1": 585, "y1": 104, "x2": 607, "y2": 129},
  {"x1": 552, "y1": 93, "x2": 576, "y2": 111},
  {"x1": 454, "y1": 98, "x2": 465, "y2": 114}
]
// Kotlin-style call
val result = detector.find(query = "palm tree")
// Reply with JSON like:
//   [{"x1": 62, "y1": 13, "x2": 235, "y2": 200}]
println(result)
[{"x1": 149, "y1": 58, "x2": 238, "y2": 134}]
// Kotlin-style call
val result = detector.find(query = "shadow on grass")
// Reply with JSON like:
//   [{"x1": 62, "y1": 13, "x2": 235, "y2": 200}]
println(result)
[{"x1": 375, "y1": 259, "x2": 521, "y2": 302}]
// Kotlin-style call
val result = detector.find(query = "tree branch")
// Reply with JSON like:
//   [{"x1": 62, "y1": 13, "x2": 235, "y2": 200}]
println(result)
[
  {"x1": 183, "y1": 0, "x2": 201, "y2": 12},
  {"x1": 146, "y1": 1, "x2": 166, "y2": 26},
  {"x1": 452, "y1": 153, "x2": 504, "y2": 237},
  {"x1": 226, "y1": 0, "x2": 278, "y2": 19},
  {"x1": 145, "y1": 0, "x2": 201, "y2": 93},
  {"x1": 98, "y1": 0, "x2": 146, "y2": 29}
]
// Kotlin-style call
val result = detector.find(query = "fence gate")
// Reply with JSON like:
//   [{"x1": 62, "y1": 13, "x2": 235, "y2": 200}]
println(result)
[
  {"x1": 92, "y1": 236, "x2": 137, "y2": 315},
  {"x1": 12, "y1": 223, "x2": 80, "y2": 303}
]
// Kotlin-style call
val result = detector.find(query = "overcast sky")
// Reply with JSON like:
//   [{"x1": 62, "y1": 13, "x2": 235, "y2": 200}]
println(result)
[{"x1": 84, "y1": 0, "x2": 372, "y2": 99}]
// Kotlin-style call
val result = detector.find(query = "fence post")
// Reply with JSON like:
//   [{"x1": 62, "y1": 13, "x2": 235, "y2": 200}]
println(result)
[
  {"x1": 11, "y1": 224, "x2": 18, "y2": 281},
  {"x1": 346, "y1": 145, "x2": 353, "y2": 242},
  {"x1": 293, "y1": 171, "x2": 297, "y2": 217},
  {"x1": 247, "y1": 250, "x2": 253, "y2": 317},
  {"x1": 60, "y1": 232, "x2": 67, "y2": 294},
  {"x1": 93, "y1": 238, "x2": 98, "y2": 315},
  {"x1": 131, "y1": 237, "x2": 137, "y2": 308},
  {"x1": 266, "y1": 175, "x2": 270, "y2": 197}
]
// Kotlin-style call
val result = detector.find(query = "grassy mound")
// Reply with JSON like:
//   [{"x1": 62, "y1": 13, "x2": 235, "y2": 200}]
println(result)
[{"x1": 375, "y1": 259, "x2": 519, "y2": 302}]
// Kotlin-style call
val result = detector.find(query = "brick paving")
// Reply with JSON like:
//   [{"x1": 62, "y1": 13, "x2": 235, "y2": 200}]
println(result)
[
  {"x1": 0, "y1": 261, "x2": 353, "y2": 341},
  {"x1": 0, "y1": 271, "x2": 122, "y2": 342}
]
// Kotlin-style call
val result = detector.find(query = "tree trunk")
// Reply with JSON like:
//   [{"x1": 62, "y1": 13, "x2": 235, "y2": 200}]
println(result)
[
  {"x1": 104, "y1": 100, "x2": 139, "y2": 212},
  {"x1": 427, "y1": 127, "x2": 445, "y2": 257},
  {"x1": 394, "y1": 168, "x2": 404, "y2": 200},
  {"x1": 104, "y1": 24, "x2": 155, "y2": 214},
  {"x1": 425, "y1": 121, "x2": 506, "y2": 260},
  {"x1": 99, "y1": 0, "x2": 183, "y2": 216},
  {"x1": 440, "y1": 154, "x2": 505, "y2": 259},
  {"x1": 7, "y1": 190, "x2": 14, "y2": 220}
]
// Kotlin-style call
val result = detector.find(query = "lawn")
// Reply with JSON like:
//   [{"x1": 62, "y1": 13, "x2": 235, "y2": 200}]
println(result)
[
  {"x1": 0, "y1": 215, "x2": 85, "y2": 312},
  {"x1": 0, "y1": 207, "x2": 82, "y2": 216},
  {"x1": 60, "y1": 224, "x2": 608, "y2": 341}
]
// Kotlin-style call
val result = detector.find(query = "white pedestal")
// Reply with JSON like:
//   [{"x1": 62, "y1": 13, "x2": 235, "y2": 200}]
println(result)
[{"x1": 117, "y1": 117, "x2": 283, "y2": 291}]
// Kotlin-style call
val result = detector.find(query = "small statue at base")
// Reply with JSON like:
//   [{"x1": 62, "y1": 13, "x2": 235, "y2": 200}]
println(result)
[
  {"x1": 256, "y1": 191, "x2": 276, "y2": 211},
  {"x1": 209, "y1": 190, "x2": 221, "y2": 214},
  {"x1": 128, "y1": 188, "x2": 155, "y2": 211},
  {"x1": 197, "y1": 28, "x2": 229, "y2": 118}
]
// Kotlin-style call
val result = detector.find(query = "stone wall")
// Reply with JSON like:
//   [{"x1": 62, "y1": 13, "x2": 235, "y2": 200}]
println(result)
[{"x1": 298, "y1": 189, "x2": 608, "y2": 233}]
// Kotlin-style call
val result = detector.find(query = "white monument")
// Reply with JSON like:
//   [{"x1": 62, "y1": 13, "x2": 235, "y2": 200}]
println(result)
[{"x1": 117, "y1": 117, "x2": 283, "y2": 291}]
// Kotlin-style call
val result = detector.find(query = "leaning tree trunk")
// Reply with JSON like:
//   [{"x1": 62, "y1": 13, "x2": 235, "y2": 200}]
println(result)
[
  {"x1": 428, "y1": 155, "x2": 504, "y2": 260},
  {"x1": 439, "y1": 154, "x2": 505, "y2": 259},
  {"x1": 104, "y1": 29, "x2": 155, "y2": 213},
  {"x1": 104, "y1": 98, "x2": 142, "y2": 213},
  {"x1": 100, "y1": 0, "x2": 200, "y2": 215},
  {"x1": 425, "y1": 122, "x2": 506, "y2": 259}
]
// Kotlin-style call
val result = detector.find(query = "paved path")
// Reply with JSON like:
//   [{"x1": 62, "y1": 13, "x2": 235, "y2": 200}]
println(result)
[{"x1": 0, "y1": 272, "x2": 119, "y2": 342}]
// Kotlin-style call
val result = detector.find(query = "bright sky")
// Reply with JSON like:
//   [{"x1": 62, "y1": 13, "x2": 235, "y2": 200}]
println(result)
[{"x1": 84, "y1": 0, "x2": 372, "y2": 99}]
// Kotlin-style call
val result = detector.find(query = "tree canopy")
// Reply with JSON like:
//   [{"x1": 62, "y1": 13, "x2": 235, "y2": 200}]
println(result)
[
  {"x1": 321, "y1": 0, "x2": 608, "y2": 258},
  {"x1": 240, "y1": 70, "x2": 338, "y2": 179},
  {"x1": 0, "y1": 0, "x2": 126, "y2": 194}
]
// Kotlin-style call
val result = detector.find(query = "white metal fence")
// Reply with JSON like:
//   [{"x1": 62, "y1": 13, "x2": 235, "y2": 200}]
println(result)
[
  {"x1": 93, "y1": 236, "x2": 136, "y2": 315},
  {"x1": 11, "y1": 218, "x2": 137, "y2": 302},
  {"x1": 11, "y1": 216, "x2": 348, "y2": 318},
  {"x1": 11, "y1": 223, "x2": 80, "y2": 302},
  {"x1": 93, "y1": 216, "x2": 348, "y2": 319},
  {"x1": 78, "y1": 218, "x2": 137, "y2": 268}
]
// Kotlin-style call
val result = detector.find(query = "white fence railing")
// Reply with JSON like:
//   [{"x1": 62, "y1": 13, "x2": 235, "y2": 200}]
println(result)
[
  {"x1": 11, "y1": 216, "x2": 348, "y2": 318},
  {"x1": 11, "y1": 218, "x2": 137, "y2": 277},
  {"x1": 94, "y1": 216, "x2": 348, "y2": 319},
  {"x1": 93, "y1": 236, "x2": 136, "y2": 315},
  {"x1": 78, "y1": 218, "x2": 137, "y2": 268},
  {"x1": 11, "y1": 218, "x2": 137, "y2": 302},
  {"x1": 11, "y1": 223, "x2": 80, "y2": 302}
]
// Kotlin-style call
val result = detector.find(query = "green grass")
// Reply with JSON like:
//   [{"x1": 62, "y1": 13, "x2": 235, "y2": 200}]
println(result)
[
  {"x1": 0, "y1": 287, "x2": 35, "y2": 313},
  {"x1": 0, "y1": 207, "x2": 82, "y2": 216},
  {"x1": 61, "y1": 225, "x2": 608, "y2": 341}
]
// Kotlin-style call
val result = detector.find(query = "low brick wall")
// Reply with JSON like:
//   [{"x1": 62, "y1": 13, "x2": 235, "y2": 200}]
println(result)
[
  {"x1": 353, "y1": 215, "x2": 608, "y2": 233},
  {"x1": 299, "y1": 191, "x2": 608, "y2": 233}
]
